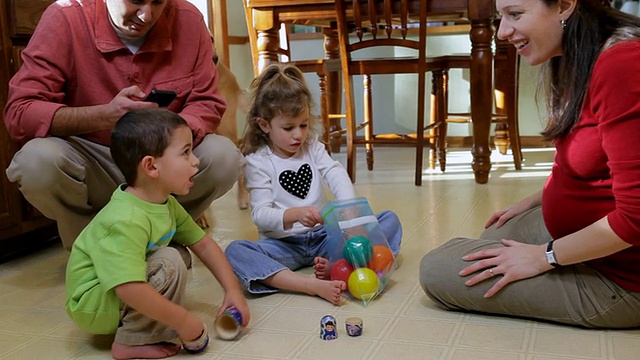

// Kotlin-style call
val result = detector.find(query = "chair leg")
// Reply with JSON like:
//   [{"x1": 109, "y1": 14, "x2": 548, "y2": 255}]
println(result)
[
  {"x1": 430, "y1": 69, "x2": 448, "y2": 172},
  {"x1": 495, "y1": 27, "x2": 523, "y2": 169},
  {"x1": 322, "y1": 27, "x2": 343, "y2": 155},
  {"x1": 437, "y1": 71, "x2": 448, "y2": 172},
  {"x1": 493, "y1": 44, "x2": 510, "y2": 156},
  {"x1": 318, "y1": 71, "x2": 331, "y2": 155},
  {"x1": 494, "y1": 122, "x2": 510, "y2": 155},
  {"x1": 363, "y1": 74, "x2": 374, "y2": 171},
  {"x1": 415, "y1": 72, "x2": 427, "y2": 186},
  {"x1": 429, "y1": 70, "x2": 441, "y2": 170},
  {"x1": 507, "y1": 48, "x2": 523, "y2": 170},
  {"x1": 507, "y1": 119, "x2": 523, "y2": 170},
  {"x1": 343, "y1": 73, "x2": 357, "y2": 183}
]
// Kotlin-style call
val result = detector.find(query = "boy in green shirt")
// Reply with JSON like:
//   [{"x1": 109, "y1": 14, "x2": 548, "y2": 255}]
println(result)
[{"x1": 65, "y1": 108, "x2": 250, "y2": 359}]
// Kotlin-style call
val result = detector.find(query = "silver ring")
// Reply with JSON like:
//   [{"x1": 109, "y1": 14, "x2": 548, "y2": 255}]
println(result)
[{"x1": 488, "y1": 268, "x2": 495, "y2": 277}]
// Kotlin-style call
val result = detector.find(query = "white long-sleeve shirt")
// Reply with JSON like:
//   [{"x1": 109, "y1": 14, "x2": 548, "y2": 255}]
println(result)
[{"x1": 244, "y1": 139, "x2": 356, "y2": 239}]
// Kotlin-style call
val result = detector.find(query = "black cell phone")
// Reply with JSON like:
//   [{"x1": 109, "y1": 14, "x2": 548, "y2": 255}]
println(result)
[{"x1": 144, "y1": 89, "x2": 177, "y2": 107}]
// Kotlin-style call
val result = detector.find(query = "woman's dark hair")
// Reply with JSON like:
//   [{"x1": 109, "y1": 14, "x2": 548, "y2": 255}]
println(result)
[
  {"x1": 540, "y1": 0, "x2": 640, "y2": 140},
  {"x1": 111, "y1": 108, "x2": 189, "y2": 185}
]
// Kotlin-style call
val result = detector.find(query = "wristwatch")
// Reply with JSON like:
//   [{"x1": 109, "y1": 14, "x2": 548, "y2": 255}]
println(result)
[{"x1": 545, "y1": 240, "x2": 561, "y2": 268}]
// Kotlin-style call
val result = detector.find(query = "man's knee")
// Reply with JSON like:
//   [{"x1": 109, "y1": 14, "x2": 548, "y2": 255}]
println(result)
[
  {"x1": 197, "y1": 135, "x2": 243, "y2": 169},
  {"x1": 195, "y1": 134, "x2": 243, "y2": 189},
  {"x1": 6, "y1": 138, "x2": 70, "y2": 188}
]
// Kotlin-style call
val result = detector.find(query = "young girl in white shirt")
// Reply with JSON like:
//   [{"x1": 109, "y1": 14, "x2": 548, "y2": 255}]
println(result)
[{"x1": 225, "y1": 64, "x2": 402, "y2": 304}]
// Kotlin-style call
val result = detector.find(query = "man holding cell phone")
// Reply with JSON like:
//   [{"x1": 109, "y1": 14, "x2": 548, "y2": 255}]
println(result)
[
  {"x1": 145, "y1": 90, "x2": 178, "y2": 108},
  {"x1": 2, "y1": 0, "x2": 242, "y2": 251}
]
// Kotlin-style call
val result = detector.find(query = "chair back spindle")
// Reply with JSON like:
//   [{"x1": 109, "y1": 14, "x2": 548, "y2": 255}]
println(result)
[{"x1": 334, "y1": 0, "x2": 444, "y2": 185}]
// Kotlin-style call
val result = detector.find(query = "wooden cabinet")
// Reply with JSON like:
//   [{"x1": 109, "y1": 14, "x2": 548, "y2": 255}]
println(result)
[{"x1": 0, "y1": 0, "x2": 57, "y2": 251}]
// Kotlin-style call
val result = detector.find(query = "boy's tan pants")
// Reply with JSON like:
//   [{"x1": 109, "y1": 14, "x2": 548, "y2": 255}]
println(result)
[{"x1": 115, "y1": 246, "x2": 187, "y2": 345}]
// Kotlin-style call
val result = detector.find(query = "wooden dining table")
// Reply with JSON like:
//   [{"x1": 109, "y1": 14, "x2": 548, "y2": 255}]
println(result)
[{"x1": 243, "y1": 0, "x2": 496, "y2": 184}]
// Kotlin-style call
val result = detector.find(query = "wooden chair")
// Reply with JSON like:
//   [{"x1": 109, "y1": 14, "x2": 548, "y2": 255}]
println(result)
[
  {"x1": 434, "y1": 22, "x2": 523, "y2": 170},
  {"x1": 334, "y1": 0, "x2": 452, "y2": 186}
]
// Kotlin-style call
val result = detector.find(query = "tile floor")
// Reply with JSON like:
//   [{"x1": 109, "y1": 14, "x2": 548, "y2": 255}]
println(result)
[{"x1": 2, "y1": 147, "x2": 640, "y2": 359}]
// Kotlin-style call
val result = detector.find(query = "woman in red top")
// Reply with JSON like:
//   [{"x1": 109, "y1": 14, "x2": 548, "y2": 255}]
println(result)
[{"x1": 420, "y1": 0, "x2": 640, "y2": 328}]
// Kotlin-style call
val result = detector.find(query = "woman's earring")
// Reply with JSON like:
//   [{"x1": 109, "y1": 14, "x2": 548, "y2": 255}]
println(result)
[{"x1": 561, "y1": 19, "x2": 567, "y2": 29}]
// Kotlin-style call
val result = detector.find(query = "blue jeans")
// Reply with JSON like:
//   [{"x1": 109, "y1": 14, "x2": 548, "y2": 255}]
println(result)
[{"x1": 225, "y1": 210, "x2": 402, "y2": 294}]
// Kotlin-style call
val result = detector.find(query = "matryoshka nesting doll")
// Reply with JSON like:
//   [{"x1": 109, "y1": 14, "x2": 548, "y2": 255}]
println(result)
[{"x1": 320, "y1": 315, "x2": 338, "y2": 340}]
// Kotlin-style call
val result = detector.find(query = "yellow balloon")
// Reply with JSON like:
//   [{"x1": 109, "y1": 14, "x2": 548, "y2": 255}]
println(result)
[{"x1": 348, "y1": 268, "x2": 379, "y2": 300}]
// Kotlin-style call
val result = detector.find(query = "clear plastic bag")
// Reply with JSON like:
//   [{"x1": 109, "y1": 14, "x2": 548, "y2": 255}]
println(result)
[{"x1": 321, "y1": 197, "x2": 395, "y2": 307}]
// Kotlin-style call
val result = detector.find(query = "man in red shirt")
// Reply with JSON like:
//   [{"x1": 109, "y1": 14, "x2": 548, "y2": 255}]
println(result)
[{"x1": 3, "y1": 0, "x2": 242, "y2": 250}]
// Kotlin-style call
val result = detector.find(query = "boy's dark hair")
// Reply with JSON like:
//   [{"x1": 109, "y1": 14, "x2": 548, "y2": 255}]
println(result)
[{"x1": 111, "y1": 108, "x2": 190, "y2": 185}]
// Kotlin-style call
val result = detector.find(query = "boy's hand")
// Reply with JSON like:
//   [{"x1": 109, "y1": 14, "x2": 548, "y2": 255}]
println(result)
[
  {"x1": 176, "y1": 311, "x2": 206, "y2": 342},
  {"x1": 218, "y1": 288, "x2": 251, "y2": 327},
  {"x1": 188, "y1": 236, "x2": 250, "y2": 327},
  {"x1": 181, "y1": 324, "x2": 209, "y2": 354}
]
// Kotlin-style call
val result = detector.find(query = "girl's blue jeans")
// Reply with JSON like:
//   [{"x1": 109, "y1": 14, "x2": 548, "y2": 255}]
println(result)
[{"x1": 225, "y1": 210, "x2": 402, "y2": 294}]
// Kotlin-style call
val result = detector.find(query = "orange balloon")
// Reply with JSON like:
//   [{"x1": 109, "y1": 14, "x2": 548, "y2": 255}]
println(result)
[{"x1": 368, "y1": 245, "x2": 394, "y2": 272}]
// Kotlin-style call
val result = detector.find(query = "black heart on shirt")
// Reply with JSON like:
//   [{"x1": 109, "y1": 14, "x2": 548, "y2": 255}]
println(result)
[{"x1": 279, "y1": 163, "x2": 313, "y2": 199}]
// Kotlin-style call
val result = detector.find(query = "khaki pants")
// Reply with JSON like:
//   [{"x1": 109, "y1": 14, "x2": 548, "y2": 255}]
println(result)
[
  {"x1": 6, "y1": 134, "x2": 243, "y2": 249},
  {"x1": 115, "y1": 247, "x2": 187, "y2": 345},
  {"x1": 419, "y1": 207, "x2": 640, "y2": 328}
]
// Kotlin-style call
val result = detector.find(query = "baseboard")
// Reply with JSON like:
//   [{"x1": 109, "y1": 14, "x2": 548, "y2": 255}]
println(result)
[
  {"x1": 335, "y1": 135, "x2": 553, "y2": 148},
  {"x1": 446, "y1": 135, "x2": 553, "y2": 148}
]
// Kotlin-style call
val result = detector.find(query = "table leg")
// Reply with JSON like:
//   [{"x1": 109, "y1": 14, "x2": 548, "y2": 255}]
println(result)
[
  {"x1": 256, "y1": 27, "x2": 280, "y2": 73},
  {"x1": 468, "y1": 18, "x2": 494, "y2": 184}
]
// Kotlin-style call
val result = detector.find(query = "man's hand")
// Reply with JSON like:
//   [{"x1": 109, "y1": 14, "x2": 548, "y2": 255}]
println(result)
[
  {"x1": 108, "y1": 86, "x2": 158, "y2": 122},
  {"x1": 50, "y1": 85, "x2": 158, "y2": 136}
]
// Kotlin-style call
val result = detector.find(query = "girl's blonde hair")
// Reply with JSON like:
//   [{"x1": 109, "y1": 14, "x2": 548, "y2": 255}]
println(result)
[{"x1": 241, "y1": 63, "x2": 320, "y2": 155}]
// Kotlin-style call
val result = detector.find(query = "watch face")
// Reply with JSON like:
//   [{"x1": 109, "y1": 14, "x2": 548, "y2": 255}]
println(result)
[
  {"x1": 545, "y1": 252, "x2": 556, "y2": 264},
  {"x1": 545, "y1": 248, "x2": 558, "y2": 267},
  {"x1": 545, "y1": 241, "x2": 558, "y2": 266}
]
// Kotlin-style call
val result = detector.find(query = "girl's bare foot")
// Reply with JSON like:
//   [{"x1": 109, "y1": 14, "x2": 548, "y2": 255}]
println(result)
[
  {"x1": 111, "y1": 341, "x2": 181, "y2": 359},
  {"x1": 313, "y1": 257, "x2": 331, "y2": 280},
  {"x1": 262, "y1": 269, "x2": 345, "y2": 305},
  {"x1": 310, "y1": 278, "x2": 346, "y2": 304}
]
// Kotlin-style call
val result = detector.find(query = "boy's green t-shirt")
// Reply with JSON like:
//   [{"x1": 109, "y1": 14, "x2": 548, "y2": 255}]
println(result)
[{"x1": 65, "y1": 186, "x2": 206, "y2": 334}]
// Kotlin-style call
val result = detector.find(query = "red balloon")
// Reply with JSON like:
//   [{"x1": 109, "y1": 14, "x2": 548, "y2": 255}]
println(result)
[
  {"x1": 368, "y1": 245, "x2": 394, "y2": 272},
  {"x1": 330, "y1": 258, "x2": 354, "y2": 283}
]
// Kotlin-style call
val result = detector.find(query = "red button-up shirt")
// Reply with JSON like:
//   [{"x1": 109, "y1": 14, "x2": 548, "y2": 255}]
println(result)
[{"x1": 4, "y1": 0, "x2": 226, "y2": 146}]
